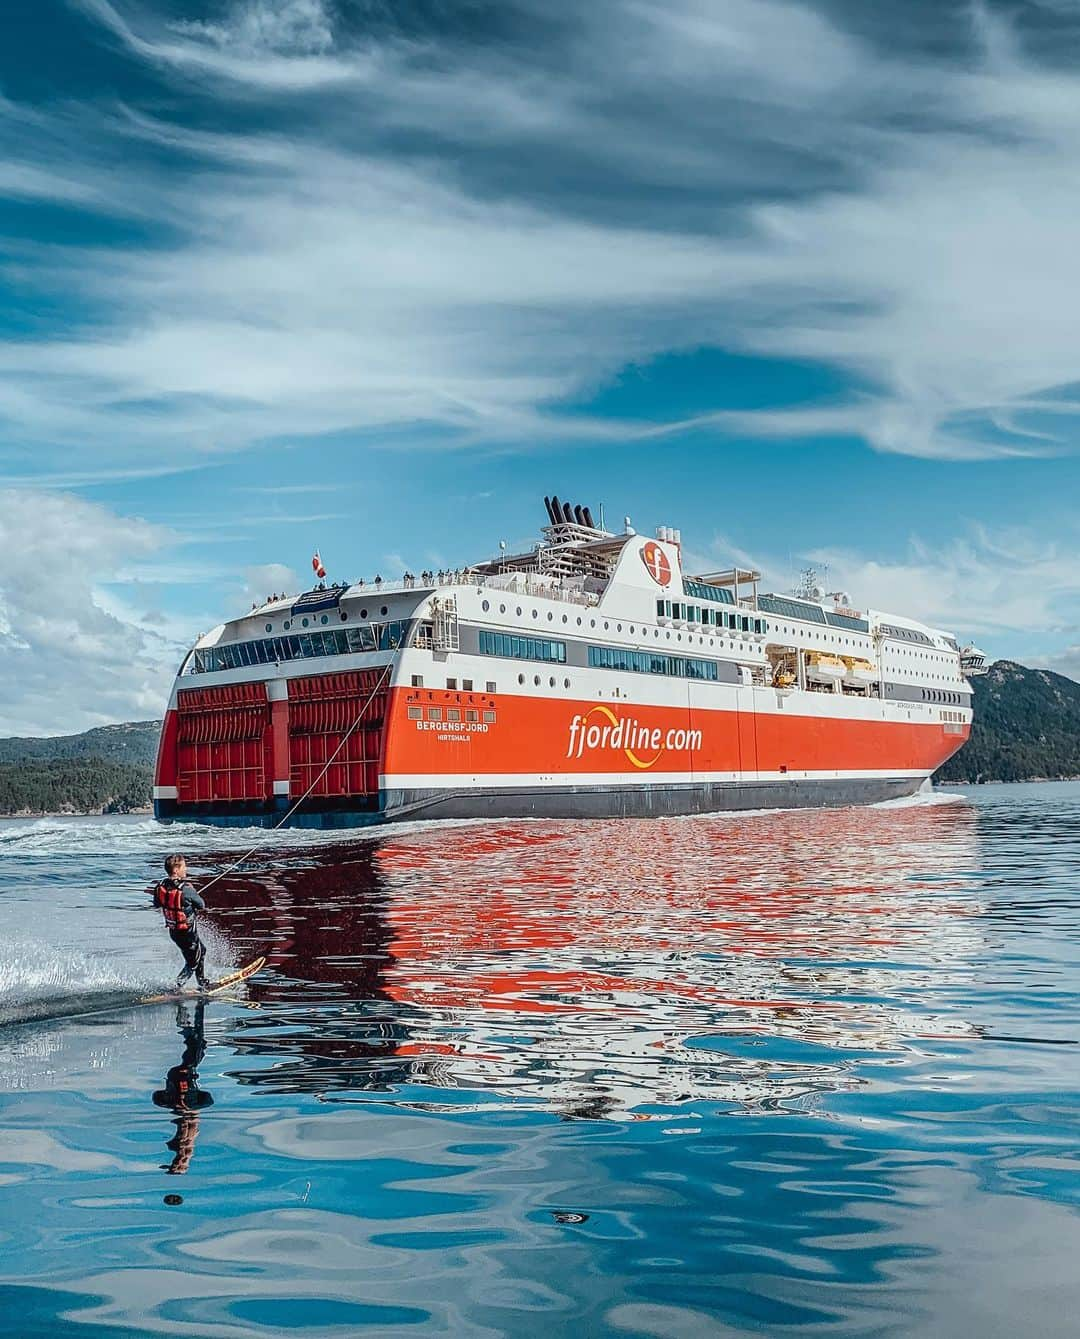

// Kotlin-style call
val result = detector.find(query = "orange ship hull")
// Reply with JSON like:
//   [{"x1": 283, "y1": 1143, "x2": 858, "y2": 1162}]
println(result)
[{"x1": 154, "y1": 680, "x2": 969, "y2": 827}]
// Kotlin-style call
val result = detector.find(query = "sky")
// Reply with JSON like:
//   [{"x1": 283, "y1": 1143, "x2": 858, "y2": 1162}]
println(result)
[{"x1": 2, "y1": 0, "x2": 1080, "y2": 734}]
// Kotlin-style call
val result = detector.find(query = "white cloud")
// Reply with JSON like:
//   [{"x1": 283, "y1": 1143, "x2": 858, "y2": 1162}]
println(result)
[
  {"x1": 3, "y1": 0, "x2": 1079, "y2": 472},
  {"x1": 240, "y1": 561, "x2": 300, "y2": 608},
  {"x1": 1047, "y1": 644, "x2": 1080, "y2": 681},
  {"x1": 74, "y1": 0, "x2": 370, "y2": 90},
  {"x1": 0, "y1": 491, "x2": 187, "y2": 734},
  {"x1": 172, "y1": 0, "x2": 335, "y2": 57}
]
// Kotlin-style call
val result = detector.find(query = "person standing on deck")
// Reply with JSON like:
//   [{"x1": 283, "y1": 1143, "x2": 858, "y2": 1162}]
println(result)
[{"x1": 152, "y1": 854, "x2": 209, "y2": 991}]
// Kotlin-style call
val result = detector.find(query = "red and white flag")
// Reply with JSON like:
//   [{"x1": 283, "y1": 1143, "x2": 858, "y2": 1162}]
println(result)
[{"x1": 312, "y1": 550, "x2": 326, "y2": 579}]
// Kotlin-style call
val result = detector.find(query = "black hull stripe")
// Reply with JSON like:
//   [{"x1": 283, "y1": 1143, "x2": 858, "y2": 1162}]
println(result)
[{"x1": 155, "y1": 776, "x2": 926, "y2": 828}]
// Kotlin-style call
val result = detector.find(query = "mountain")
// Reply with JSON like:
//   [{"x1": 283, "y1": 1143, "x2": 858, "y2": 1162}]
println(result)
[
  {"x1": 0, "y1": 721, "x2": 160, "y2": 815},
  {"x1": 0, "y1": 720, "x2": 161, "y2": 768},
  {"x1": 936, "y1": 660, "x2": 1080, "y2": 783}
]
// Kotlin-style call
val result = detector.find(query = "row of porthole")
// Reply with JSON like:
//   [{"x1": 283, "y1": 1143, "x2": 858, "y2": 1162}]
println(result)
[
  {"x1": 519, "y1": 673, "x2": 573, "y2": 689},
  {"x1": 265, "y1": 604, "x2": 391, "y2": 634}
]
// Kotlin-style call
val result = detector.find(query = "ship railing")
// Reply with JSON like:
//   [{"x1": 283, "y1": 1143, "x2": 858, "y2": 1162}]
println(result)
[{"x1": 265, "y1": 569, "x2": 603, "y2": 610}]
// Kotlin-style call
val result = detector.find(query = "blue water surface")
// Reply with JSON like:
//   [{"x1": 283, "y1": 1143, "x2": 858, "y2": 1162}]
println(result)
[{"x1": 0, "y1": 784, "x2": 1077, "y2": 1337}]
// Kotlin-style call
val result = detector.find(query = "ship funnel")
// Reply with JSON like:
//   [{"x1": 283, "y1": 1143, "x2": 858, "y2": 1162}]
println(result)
[
  {"x1": 574, "y1": 504, "x2": 585, "y2": 526},
  {"x1": 562, "y1": 500, "x2": 574, "y2": 523},
  {"x1": 543, "y1": 495, "x2": 557, "y2": 525},
  {"x1": 624, "y1": 515, "x2": 635, "y2": 536},
  {"x1": 582, "y1": 506, "x2": 595, "y2": 529},
  {"x1": 550, "y1": 494, "x2": 563, "y2": 525}
]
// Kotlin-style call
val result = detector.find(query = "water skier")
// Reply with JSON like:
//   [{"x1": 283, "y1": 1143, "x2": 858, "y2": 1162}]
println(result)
[{"x1": 152, "y1": 854, "x2": 209, "y2": 992}]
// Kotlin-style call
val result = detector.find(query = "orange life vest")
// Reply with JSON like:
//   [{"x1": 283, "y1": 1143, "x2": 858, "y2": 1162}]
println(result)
[{"x1": 154, "y1": 881, "x2": 191, "y2": 933}]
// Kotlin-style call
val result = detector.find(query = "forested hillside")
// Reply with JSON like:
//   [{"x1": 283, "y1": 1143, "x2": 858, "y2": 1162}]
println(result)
[
  {"x1": 0, "y1": 721, "x2": 159, "y2": 814},
  {"x1": 0, "y1": 760, "x2": 153, "y2": 815},
  {"x1": 0, "y1": 721, "x2": 160, "y2": 767},
  {"x1": 937, "y1": 661, "x2": 1080, "y2": 783}
]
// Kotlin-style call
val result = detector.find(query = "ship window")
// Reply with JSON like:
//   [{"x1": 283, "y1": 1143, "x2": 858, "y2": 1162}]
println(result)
[
  {"x1": 518, "y1": 673, "x2": 525, "y2": 684},
  {"x1": 411, "y1": 675, "x2": 424, "y2": 687},
  {"x1": 466, "y1": 709, "x2": 479, "y2": 722},
  {"x1": 265, "y1": 623, "x2": 272, "y2": 633},
  {"x1": 427, "y1": 708, "x2": 442, "y2": 721},
  {"x1": 321, "y1": 615, "x2": 329, "y2": 625},
  {"x1": 477, "y1": 631, "x2": 567, "y2": 663},
  {"x1": 486, "y1": 681, "x2": 496, "y2": 692},
  {"x1": 446, "y1": 678, "x2": 457, "y2": 689},
  {"x1": 447, "y1": 708, "x2": 461, "y2": 722},
  {"x1": 586, "y1": 645, "x2": 719, "y2": 681},
  {"x1": 564, "y1": 678, "x2": 570, "y2": 688},
  {"x1": 549, "y1": 676, "x2": 556, "y2": 687},
  {"x1": 463, "y1": 679, "x2": 473, "y2": 691},
  {"x1": 534, "y1": 674, "x2": 541, "y2": 685},
  {"x1": 407, "y1": 707, "x2": 422, "y2": 720},
  {"x1": 360, "y1": 609, "x2": 367, "y2": 618},
  {"x1": 380, "y1": 606, "x2": 388, "y2": 616},
  {"x1": 657, "y1": 599, "x2": 665, "y2": 617},
  {"x1": 482, "y1": 600, "x2": 490, "y2": 612},
  {"x1": 483, "y1": 710, "x2": 496, "y2": 723}
]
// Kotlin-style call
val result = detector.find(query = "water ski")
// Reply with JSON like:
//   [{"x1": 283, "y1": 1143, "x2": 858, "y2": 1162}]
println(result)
[
  {"x1": 143, "y1": 956, "x2": 266, "y2": 1005},
  {"x1": 201, "y1": 956, "x2": 266, "y2": 996}
]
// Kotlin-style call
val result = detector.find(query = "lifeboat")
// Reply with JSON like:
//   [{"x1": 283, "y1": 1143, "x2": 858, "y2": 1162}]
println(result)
[
  {"x1": 842, "y1": 656, "x2": 877, "y2": 686},
  {"x1": 805, "y1": 652, "x2": 846, "y2": 682}
]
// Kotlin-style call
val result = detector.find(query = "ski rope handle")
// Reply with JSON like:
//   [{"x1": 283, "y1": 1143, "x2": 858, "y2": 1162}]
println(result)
[{"x1": 194, "y1": 659, "x2": 393, "y2": 897}]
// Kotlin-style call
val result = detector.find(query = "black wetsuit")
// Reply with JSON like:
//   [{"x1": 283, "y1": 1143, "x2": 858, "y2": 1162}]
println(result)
[{"x1": 155, "y1": 879, "x2": 207, "y2": 986}]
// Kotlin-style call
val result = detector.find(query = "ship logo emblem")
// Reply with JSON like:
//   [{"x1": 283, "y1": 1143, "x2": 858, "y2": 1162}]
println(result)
[{"x1": 640, "y1": 541, "x2": 671, "y2": 587}]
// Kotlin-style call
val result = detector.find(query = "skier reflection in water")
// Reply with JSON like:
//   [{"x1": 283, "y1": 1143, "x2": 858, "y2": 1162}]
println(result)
[{"x1": 152, "y1": 1000, "x2": 214, "y2": 1175}]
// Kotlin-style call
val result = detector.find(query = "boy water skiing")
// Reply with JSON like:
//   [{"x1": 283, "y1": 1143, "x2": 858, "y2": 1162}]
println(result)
[{"x1": 152, "y1": 854, "x2": 209, "y2": 992}]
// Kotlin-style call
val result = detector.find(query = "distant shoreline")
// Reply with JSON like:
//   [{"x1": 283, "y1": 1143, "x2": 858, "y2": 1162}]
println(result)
[
  {"x1": 937, "y1": 776, "x2": 1080, "y2": 787},
  {"x1": 0, "y1": 807, "x2": 154, "y2": 820}
]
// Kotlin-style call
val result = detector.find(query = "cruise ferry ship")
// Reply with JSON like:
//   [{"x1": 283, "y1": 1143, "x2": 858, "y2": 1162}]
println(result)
[{"x1": 153, "y1": 499, "x2": 985, "y2": 827}]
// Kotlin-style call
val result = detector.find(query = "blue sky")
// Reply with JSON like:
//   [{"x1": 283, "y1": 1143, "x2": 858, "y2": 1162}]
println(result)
[{"x1": 2, "y1": 0, "x2": 1080, "y2": 733}]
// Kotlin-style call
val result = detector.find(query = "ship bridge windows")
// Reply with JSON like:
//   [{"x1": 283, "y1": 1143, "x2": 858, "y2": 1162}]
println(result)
[
  {"x1": 683, "y1": 579, "x2": 736, "y2": 605},
  {"x1": 825, "y1": 611, "x2": 870, "y2": 633},
  {"x1": 657, "y1": 598, "x2": 765, "y2": 635},
  {"x1": 588, "y1": 645, "x2": 720, "y2": 680},
  {"x1": 191, "y1": 620, "x2": 412, "y2": 673},
  {"x1": 879, "y1": 623, "x2": 935, "y2": 646},
  {"x1": 478, "y1": 630, "x2": 567, "y2": 663},
  {"x1": 758, "y1": 594, "x2": 827, "y2": 624}
]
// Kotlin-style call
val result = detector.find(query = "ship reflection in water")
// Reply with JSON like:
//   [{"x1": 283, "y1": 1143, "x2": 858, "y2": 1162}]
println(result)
[{"x1": 204, "y1": 799, "x2": 982, "y2": 1116}]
